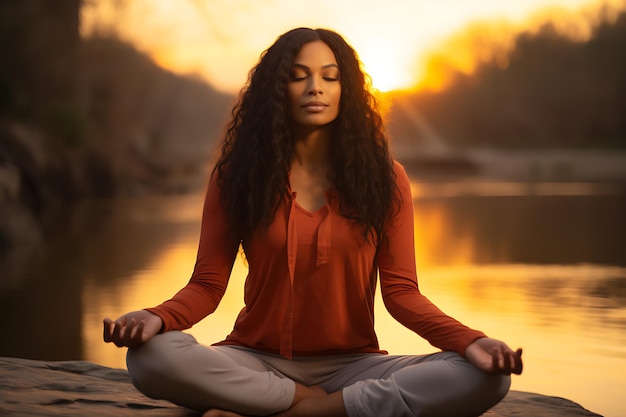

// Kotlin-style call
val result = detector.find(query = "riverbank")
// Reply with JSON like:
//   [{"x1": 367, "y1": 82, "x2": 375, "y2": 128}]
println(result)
[
  {"x1": 0, "y1": 357, "x2": 602, "y2": 417},
  {"x1": 397, "y1": 147, "x2": 626, "y2": 183}
]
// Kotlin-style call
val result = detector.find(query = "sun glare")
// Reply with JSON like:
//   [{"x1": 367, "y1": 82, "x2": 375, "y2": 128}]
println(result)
[{"x1": 358, "y1": 39, "x2": 414, "y2": 92}]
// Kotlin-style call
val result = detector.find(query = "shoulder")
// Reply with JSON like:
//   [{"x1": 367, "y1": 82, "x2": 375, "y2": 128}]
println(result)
[
  {"x1": 391, "y1": 160, "x2": 411, "y2": 192},
  {"x1": 392, "y1": 160, "x2": 408, "y2": 177}
]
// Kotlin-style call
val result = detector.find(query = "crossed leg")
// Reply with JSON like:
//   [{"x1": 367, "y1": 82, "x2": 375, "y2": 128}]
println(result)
[{"x1": 127, "y1": 332, "x2": 509, "y2": 417}]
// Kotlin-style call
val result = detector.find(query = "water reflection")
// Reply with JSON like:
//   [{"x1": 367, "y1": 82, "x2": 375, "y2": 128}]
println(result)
[
  {"x1": 0, "y1": 181, "x2": 625, "y2": 417},
  {"x1": 0, "y1": 194, "x2": 204, "y2": 362},
  {"x1": 411, "y1": 184, "x2": 626, "y2": 266}
]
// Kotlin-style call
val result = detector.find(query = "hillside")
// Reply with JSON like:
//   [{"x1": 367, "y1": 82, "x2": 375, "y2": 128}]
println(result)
[
  {"x1": 0, "y1": 1, "x2": 233, "y2": 251},
  {"x1": 387, "y1": 5, "x2": 626, "y2": 150}
]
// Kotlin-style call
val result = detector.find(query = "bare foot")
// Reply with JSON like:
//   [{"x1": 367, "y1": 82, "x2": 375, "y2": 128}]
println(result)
[
  {"x1": 202, "y1": 409, "x2": 246, "y2": 417},
  {"x1": 309, "y1": 385, "x2": 327, "y2": 396},
  {"x1": 292, "y1": 383, "x2": 326, "y2": 404}
]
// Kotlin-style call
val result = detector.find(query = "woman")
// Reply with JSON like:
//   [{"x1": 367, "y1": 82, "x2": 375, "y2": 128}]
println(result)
[{"x1": 103, "y1": 28, "x2": 522, "y2": 417}]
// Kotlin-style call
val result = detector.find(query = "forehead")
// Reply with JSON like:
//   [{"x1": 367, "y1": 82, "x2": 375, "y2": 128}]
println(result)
[{"x1": 294, "y1": 41, "x2": 337, "y2": 66}]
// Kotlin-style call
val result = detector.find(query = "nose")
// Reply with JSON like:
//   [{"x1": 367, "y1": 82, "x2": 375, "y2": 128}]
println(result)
[{"x1": 308, "y1": 77, "x2": 323, "y2": 96}]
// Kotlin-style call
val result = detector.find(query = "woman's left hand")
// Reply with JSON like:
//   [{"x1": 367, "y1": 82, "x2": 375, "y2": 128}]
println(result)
[{"x1": 465, "y1": 337, "x2": 523, "y2": 375}]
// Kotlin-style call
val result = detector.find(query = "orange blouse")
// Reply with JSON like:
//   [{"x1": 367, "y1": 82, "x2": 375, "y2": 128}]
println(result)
[{"x1": 147, "y1": 162, "x2": 486, "y2": 359}]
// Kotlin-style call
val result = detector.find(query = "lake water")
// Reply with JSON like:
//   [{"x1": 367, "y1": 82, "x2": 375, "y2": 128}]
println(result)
[{"x1": 1, "y1": 179, "x2": 625, "y2": 417}]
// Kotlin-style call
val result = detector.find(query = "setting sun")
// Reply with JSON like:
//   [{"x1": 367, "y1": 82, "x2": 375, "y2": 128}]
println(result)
[{"x1": 357, "y1": 38, "x2": 419, "y2": 92}]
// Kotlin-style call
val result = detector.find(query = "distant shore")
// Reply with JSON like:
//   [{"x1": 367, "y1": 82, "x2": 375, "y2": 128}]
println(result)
[{"x1": 397, "y1": 148, "x2": 626, "y2": 183}]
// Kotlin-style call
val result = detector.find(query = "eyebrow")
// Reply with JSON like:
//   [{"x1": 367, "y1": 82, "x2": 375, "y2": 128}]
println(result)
[{"x1": 292, "y1": 63, "x2": 339, "y2": 70}]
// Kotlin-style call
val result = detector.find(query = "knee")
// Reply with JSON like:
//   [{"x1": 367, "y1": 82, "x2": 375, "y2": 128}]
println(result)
[
  {"x1": 464, "y1": 371, "x2": 510, "y2": 416},
  {"x1": 482, "y1": 373, "x2": 511, "y2": 404},
  {"x1": 127, "y1": 331, "x2": 194, "y2": 374},
  {"x1": 448, "y1": 354, "x2": 512, "y2": 414},
  {"x1": 448, "y1": 353, "x2": 511, "y2": 402},
  {"x1": 126, "y1": 331, "x2": 195, "y2": 396}
]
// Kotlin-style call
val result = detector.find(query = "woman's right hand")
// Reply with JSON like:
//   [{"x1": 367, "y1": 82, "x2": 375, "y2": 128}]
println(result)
[{"x1": 103, "y1": 310, "x2": 163, "y2": 348}]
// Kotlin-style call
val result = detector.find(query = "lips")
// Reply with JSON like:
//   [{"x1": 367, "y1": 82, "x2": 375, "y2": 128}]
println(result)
[{"x1": 302, "y1": 101, "x2": 328, "y2": 112}]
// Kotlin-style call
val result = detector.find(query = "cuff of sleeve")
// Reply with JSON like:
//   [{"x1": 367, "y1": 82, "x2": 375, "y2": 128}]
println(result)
[
  {"x1": 144, "y1": 307, "x2": 169, "y2": 333},
  {"x1": 456, "y1": 332, "x2": 487, "y2": 357}
]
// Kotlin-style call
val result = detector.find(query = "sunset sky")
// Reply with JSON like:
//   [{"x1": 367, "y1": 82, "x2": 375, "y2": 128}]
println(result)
[{"x1": 81, "y1": 0, "x2": 622, "y2": 93}]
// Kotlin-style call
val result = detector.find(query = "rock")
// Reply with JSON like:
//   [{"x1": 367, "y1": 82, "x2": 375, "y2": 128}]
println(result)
[
  {"x1": 0, "y1": 357, "x2": 601, "y2": 417},
  {"x1": 486, "y1": 392, "x2": 602, "y2": 417},
  {"x1": 0, "y1": 357, "x2": 190, "y2": 417}
]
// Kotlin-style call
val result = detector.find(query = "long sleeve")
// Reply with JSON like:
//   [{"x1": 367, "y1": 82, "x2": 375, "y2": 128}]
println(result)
[
  {"x1": 377, "y1": 163, "x2": 486, "y2": 356},
  {"x1": 146, "y1": 174, "x2": 240, "y2": 331}
]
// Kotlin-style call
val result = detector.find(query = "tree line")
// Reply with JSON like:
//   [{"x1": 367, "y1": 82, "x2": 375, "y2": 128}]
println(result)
[{"x1": 394, "y1": 5, "x2": 626, "y2": 149}]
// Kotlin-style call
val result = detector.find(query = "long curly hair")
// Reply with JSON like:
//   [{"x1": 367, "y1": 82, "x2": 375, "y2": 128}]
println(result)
[{"x1": 212, "y1": 27, "x2": 399, "y2": 244}]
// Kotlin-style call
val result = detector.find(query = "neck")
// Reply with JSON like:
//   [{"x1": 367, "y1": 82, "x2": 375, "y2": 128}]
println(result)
[{"x1": 292, "y1": 125, "x2": 331, "y2": 169}]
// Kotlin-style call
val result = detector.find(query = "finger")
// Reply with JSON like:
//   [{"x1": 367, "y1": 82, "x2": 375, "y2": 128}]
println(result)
[
  {"x1": 494, "y1": 346, "x2": 511, "y2": 374},
  {"x1": 513, "y1": 348, "x2": 524, "y2": 374},
  {"x1": 122, "y1": 319, "x2": 137, "y2": 347},
  {"x1": 497, "y1": 346, "x2": 505, "y2": 372},
  {"x1": 503, "y1": 351, "x2": 515, "y2": 374},
  {"x1": 491, "y1": 350, "x2": 499, "y2": 373},
  {"x1": 126, "y1": 319, "x2": 146, "y2": 348},
  {"x1": 126, "y1": 320, "x2": 146, "y2": 347},
  {"x1": 132, "y1": 320, "x2": 146, "y2": 345},
  {"x1": 126, "y1": 320, "x2": 143, "y2": 346},
  {"x1": 126, "y1": 319, "x2": 138, "y2": 342},
  {"x1": 111, "y1": 318, "x2": 128, "y2": 347},
  {"x1": 501, "y1": 348, "x2": 509, "y2": 372},
  {"x1": 103, "y1": 318, "x2": 114, "y2": 343},
  {"x1": 503, "y1": 342, "x2": 521, "y2": 374}
]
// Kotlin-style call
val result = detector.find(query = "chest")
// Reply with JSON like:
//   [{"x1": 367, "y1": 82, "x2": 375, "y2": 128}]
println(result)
[
  {"x1": 245, "y1": 201, "x2": 375, "y2": 267},
  {"x1": 288, "y1": 167, "x2": 330, "y2": 213}
]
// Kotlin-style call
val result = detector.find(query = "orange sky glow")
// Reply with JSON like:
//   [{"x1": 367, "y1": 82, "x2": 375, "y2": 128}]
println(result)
[{"x1": 81, "y1": 0, "x2": 624, "y2": 93}]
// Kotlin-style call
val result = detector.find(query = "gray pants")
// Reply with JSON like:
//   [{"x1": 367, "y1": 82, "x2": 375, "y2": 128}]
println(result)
[{"x1": 126, "y1": 331, "x2": 510, "y2": 417}]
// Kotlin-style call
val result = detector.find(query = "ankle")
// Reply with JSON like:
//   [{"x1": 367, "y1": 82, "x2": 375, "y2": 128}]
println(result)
[{"x1": 292, "y1": 383, "x2": 327, "y2": 405}]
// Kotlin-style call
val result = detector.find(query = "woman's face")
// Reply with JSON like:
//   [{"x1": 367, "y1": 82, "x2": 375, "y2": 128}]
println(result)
[{"x1": 287, "y1": 40, "x2": 341, "y2": 128}]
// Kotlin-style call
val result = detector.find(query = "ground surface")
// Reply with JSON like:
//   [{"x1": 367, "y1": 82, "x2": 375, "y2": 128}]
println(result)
[{"x1": 0, "y1": 357, "x2": 602, "y2": 416}]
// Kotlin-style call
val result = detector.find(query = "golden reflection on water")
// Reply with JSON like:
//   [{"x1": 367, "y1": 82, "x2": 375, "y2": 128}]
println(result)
[
  {"x1": 83, "y1": 243, "x2": 199, "y2": 369},
  {"x1": 79, "y1": 183, "x2": 626, "y2": 417}
]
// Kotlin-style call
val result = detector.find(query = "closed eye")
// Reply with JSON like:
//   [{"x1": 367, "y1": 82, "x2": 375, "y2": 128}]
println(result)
[
  {"x1": 290, "y1": 69, "x2": 308, "y2": 82},
  {"x1": 290, "y1": 63, "x2": 340, "y2": 82}
]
